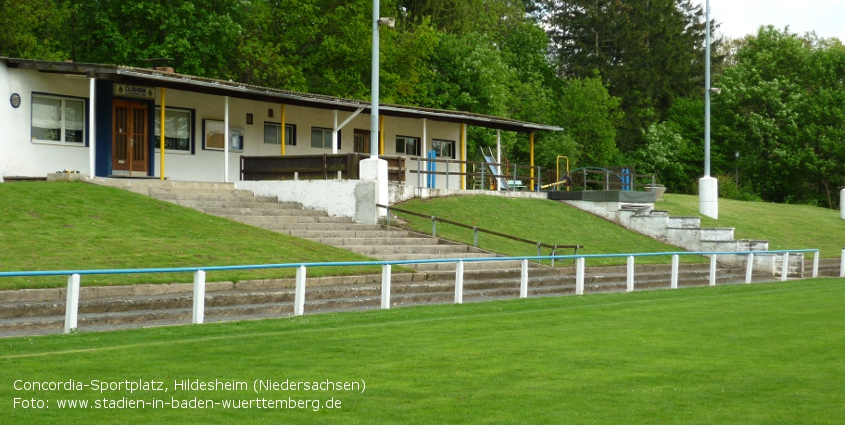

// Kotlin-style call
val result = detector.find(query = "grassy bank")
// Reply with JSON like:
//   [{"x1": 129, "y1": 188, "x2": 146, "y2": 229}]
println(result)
[
  {"x1": 659, "y1": 194, "x2": 843, "y2": 257},
  {"x1": 0, "y1": 182, "x2": 378, "y2": 289}
]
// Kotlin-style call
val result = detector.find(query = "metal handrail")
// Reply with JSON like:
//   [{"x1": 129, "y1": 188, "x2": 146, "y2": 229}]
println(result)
[{"x1": 378, "y1": 204, "x2": 582, "y2": 263}]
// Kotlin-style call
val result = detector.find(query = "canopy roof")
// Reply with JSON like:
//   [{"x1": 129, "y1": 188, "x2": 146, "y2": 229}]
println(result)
[{"x1": 4, "y1": 58, "x2": 562, "y2": 133}]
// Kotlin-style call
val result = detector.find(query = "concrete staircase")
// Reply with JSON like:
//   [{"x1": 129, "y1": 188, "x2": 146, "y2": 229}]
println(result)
[{"x1": 139, "y1": 183, "x2": 516, "y2": 272}]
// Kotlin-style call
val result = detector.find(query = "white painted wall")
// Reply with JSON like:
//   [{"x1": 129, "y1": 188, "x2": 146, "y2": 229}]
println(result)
[
  {"x1": 236, "y1": 180, "x2": 377, "y2": 224},
  {"x1": 0, "y1": 66, "x2": 91, "y2": 178}
]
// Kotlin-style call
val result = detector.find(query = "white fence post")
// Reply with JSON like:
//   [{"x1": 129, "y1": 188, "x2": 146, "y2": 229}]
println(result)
[
  {"x1": 709, "y1": 255, "x2": 717, "y2": 286},
  {"x1": 295, "y1": 265, "x2": 306, "y2": 316},
  {"x1": 840, "y1": 248, "x2": 845, "y2": 277},
  {"x1": 626, "y1": 256, "x2": 635, "y2": 292},
  {"x1": 670, "y1": 255, "x2": 679, "y2": 289},
  {"x1": 812, "y1": 252, "x2": 819, "y2": 278},
  {"x1": 781, "y1": 252, "x2": 789, "y2": 282},
  {"x1": 745, "y1": 253, "x2": 754, "y2": 284},
  {"x1": 455, "y1": 261, "x2": 464, "y2": 304},
  {"x1": 520, "y1": 259, "x2": 529, "y2": 298},
  {"x1": 381, "y1": 264, "x2": 391, "y2": 309},
  {"x1": 64, "y1": 274, "x2": 80, "y2": 334},
  {"x1": 192, "y1": 270, "x2": 206, "y2": 324},
  {"x1": 575, "y1": 257, "x2": 585, "y2": 295}
]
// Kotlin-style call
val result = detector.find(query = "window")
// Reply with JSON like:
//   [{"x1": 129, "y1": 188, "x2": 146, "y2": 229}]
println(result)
[
  {"x1": 154, "y1": 107, "x2": 193, "y2": 152},
  {"x1": 31, "y1": 94, "x2": 85, "y2": 144},
  {"x1": 432, "y1": 139, "x2": 455, "y2": 159},
  {"x1": 311, "y1": 127, "x2": 340, "y2": 149},
  {"x1": 395, "y1": 135, "x2": 421, "y2": 156},
  {"x1": 264, "y1": 122, "x2": 296, "y2": 145}
]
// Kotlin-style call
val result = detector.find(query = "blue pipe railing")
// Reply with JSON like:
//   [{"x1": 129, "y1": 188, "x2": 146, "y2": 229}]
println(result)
[{"x1": 0, "y1": 249, "x2": 822, "y2": 334}]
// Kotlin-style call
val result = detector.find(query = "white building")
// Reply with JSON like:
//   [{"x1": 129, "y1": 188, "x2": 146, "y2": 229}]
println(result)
[{"x1": 1, "y1": 58, "x2": 559, "y2": 189}]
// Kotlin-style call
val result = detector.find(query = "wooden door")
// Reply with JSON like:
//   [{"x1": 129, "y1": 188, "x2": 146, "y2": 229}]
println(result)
[
  {"x1": 112, "y1": 100, "x2": 148, "y2": 173},
  {"x1": 353, "y1": 129, "x2": 370, "y2": 154}
]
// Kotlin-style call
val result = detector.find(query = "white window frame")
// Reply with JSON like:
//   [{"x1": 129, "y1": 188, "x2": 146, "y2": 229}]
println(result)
[
  {"x1": 31, "y1": 93, "x2": 87, "y2": 146},
  {"x1": 154, "y1": 107, "x2": 194, "y2": 154}
]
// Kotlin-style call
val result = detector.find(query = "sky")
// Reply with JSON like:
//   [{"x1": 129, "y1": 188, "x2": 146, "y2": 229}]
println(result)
[{"x1": 691, "y1": 0, "x2": 845, "y2": 41}]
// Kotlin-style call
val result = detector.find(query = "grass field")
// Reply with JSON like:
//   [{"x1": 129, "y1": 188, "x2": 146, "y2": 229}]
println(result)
[
  {"x1": 659, "y1": 194, "x2": 844, "y2": 258},
  {"x1": 0, "y1": 182, "x2": 379, "y2": 290},
  {"x1": 1, "y1": 278, "x2": 843, "y2": 424}
]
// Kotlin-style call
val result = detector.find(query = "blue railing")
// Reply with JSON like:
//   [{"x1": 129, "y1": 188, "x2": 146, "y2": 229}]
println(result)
[{"x1": 0, "y1": 249, "x2": 821, "y2": 334}]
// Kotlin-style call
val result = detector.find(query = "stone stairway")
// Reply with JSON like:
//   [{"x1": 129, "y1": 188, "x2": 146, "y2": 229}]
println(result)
[{"x1": 142, "y1": 184, "x2": 517, "y2": 272}]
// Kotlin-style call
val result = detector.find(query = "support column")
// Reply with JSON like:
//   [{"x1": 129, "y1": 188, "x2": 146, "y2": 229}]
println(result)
[
  {"x1": 379, "y1": 115, "x2": 385, "y2": 155},
  {"x1": 529, "y1": 132, "x2": 535, "y2": 190},
  {"x1": 496, "y1": 130, "x2": 501, "y2": 191},
  {"x1": 281, "y1": 104, "x2": 286, "y2": 155},
  {"x1": 159, "y1": 87, "x2": 166, "y2": 180},
  {"x1": 88, "y1": 78, "x2": 96, "y2": 178},
  {"x1": 460, "y1": 123, "x2": 466, "y2": 190},
  {"x1": 422, "y1": 118, "x2": 428, "y2": 188},
  {"x1": 224, "y1": 96, "x2": 229, "y2": 183},
  {"x1": 333, "y1": 110, "x2": 339, "y2": 154}
]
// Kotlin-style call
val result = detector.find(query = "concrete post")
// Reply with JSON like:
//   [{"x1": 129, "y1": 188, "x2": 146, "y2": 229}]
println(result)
[
  {"x1": 295, "y1": 265, "x2": 306, "y2": 316},
  {"x1": 626, "y1": 256, "x2": 635, "y2": 292},
  {"x1": 745, "y1": 253, "x2": 754, "y2": 284},
  {"x1": 840, "y1": 248, "x2": 845, "y2": 278},
  {"x1": 670, "y1": 255, "x2": 679, "y2": 289},
  {"x1": 812, "y1": 252, "x2": 819, "y2": 278},
  {"x1": 192, "y1": 270, "x2": 206, "y2": 324},
  {"x1": 575, "y1": 257, "x2": 585, "y2": 295},
  {"x1": 454, "y1": 261, "x2": 464, "y2": 304},
  {"x1": 381, "y1": 265, "x2": 391, "y2": 309},
  {"x1": 64, "y1": 274, "x2": 80, "y2": 334},
  {"x1": 709, "y1": 255, "x2": 717, "y2": 286},
  {"x1": 781, "y1": 252, "x2": 789, "y2": 282},
  {"x1": 520, "y1": 259, "x2": 529, "y2": 298}
]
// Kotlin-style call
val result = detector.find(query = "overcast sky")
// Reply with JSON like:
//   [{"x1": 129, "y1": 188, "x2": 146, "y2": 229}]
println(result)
[{"x1": 691, "y1": 0, "x2": 845, "y2": 41}]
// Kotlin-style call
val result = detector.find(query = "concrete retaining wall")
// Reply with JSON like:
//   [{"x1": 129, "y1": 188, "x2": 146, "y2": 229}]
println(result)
[{"x1": 237, "y1": 180, "x2": 378, "y2": 224}]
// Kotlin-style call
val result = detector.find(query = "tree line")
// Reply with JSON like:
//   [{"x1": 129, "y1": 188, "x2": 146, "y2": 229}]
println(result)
[{"x1": 2, "y1": 0, "x2": 843, "y2": 208}]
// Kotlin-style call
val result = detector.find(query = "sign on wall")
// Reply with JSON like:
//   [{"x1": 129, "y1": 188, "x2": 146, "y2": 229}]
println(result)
[{"x1": 114, "y1": 84, "x2": 156, "y2": 99}]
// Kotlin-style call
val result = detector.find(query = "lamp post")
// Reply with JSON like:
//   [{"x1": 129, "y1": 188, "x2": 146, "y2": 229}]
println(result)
[{"x1": 699, "y1": 0, "x2": 718, "y2": 218}]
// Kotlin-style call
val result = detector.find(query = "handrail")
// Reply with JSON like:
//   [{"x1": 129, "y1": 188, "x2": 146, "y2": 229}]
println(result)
[
  {"x1": 0, "y1": 248, "x2": 820, "y2": 334},
  {"x1": 377, "y1": 204, "x2": 582, "y2": 262}
]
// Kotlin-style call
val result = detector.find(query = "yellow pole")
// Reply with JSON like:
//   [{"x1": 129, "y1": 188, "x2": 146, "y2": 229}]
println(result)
[
  {"x1": 159, "y1": 87, "x2": 166, "y2": 180},
  {"x1": 379, "y1": 115, "x2": 384, "y2": 155},
  {"x1": 280, "y1": 104, "x2": 286, "y2": 156},
  {"x1": 460, "y1": 123, "x2": 466, "y2": 190},
  {"x1": 529, "y1": 132, "x2": 535, "y2": 190}
]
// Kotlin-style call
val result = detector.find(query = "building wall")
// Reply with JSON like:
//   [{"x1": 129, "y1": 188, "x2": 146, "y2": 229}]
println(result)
[
  {"x1": 1, "y1": 66, "x2": 92, "y2": 178},
  {"x1": 1, "y1": 62, "x2": 465, "y2": 187}
]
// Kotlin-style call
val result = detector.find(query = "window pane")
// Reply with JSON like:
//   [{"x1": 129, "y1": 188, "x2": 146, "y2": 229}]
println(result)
[
  {"x1": 155, "y1": 108, "x2": 191, "y2": 151},
  {"x1": 323, "y1": 130, "x2": 332, "y2": 148},
  {"x1": 284, "y1": 125, "x2": 294, "y2": 145},
  {"x1": 32, "y1": 96, "x2": 62, "y2": 141},
  {"x1": 395, "y1": 138, "x2": 406, "y2": 154},
  {"x1": 64, "y1": 100, "x2": 85, "y2": 143},
  {"x1": 264, "y1": 123, "x2": 280, "y2": 144},
  {"x1": 311, "y1": 128, "x2": 323, "y2": 148}
]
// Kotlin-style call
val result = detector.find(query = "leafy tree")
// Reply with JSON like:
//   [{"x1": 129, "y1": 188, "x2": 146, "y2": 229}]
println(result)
[{"x1": 0, "y1": 0, "x2": 69, "y2": 60}]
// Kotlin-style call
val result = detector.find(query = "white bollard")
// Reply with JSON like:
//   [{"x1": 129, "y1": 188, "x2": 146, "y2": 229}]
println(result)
[
  {"x1": 575, "y1": 257, "x2": 585, "y2": 295},
  {"x1": 193, "y1": 270, "x2": 206, "y2": 324},
  {"x1": 295, "y1": 265, "x2": 306, "y2": 316},
  {"x1": 709, "y1": 255, "x2": 717, "y2": 286},
  {"x1": 781, "y1": 252, "x2": 789, "y2": 282},
  {"x1": 812, "y1": 252, "x2": 819, "y2": 278},
  {"x1": 64, "y1": 274, "x2": 80, "y2": 334},
  {"x1": 454, "y1": 261, "x2": 464, "y2": 304},
  {"x1": 670, "y1": 255, "x2": 679, "y2": 289},
  {"x1": 381, "y1": 265, "x2": 391, "y2": 309},
  {"x1": 745, "y1": 253, "x2": 755, "y2": 284},
  {"x1": 626, "y1": 256, "x2": 635, "y2": 292},
  {"x1": 520, "y1": 259, "x2": 529, "y2": 298}
]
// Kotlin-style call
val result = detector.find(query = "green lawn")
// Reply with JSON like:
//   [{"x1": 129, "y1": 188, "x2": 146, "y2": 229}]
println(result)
[
  {"x1": 393, "y1": 195, "x2": 697, "y2": 265},
  {"x1": 1, "y1": 278, "x2": 843, "y2": 424},
  {"x1": 0, "y1": 182, "x2": 378, "y2": 289},
  {"x1": 659, "y1": 194, "x2": 844, "y2": 257}
]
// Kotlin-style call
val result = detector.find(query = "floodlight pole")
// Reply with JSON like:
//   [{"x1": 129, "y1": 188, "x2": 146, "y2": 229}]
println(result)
[
  {"x1": 370, "y1": 0, "x2": 380, "y2": 158},
  {"x1": 699, "y1": 0, "x2": 718, "y2": 219}
]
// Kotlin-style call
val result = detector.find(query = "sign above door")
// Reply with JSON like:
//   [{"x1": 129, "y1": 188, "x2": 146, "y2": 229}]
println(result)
[{"x1": 114, "y1": 84, "x2": 156, "y2": 99}]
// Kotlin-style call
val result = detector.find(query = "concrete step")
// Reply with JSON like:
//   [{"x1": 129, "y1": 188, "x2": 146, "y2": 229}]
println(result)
[
  {"x1": 345, "y1": 244, "x2": 477, "y2": 256},
  {"x1": 225, "y1": 215, "x2": 355, "y2": 225},
  {"x1": 173, "y1": 200, "x2": 304, "y2": 210},
  {"x1": 255, "y1": 222, "x2": 385, "y2": 232},
  {"x1": 285, "y1": 229, "x2": 413, "y2": 239},
  {"x1": 313, "y1": 237, "x2": 439, "y2": 246}
]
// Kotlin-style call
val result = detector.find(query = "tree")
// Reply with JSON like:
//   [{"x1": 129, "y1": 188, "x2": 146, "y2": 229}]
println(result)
[{"x1": 0, "y1": 0, "x2": 70, "y2": 60}]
